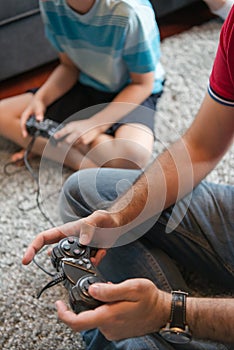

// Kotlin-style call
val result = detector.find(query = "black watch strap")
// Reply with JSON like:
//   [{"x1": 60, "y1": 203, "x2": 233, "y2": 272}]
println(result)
[
  {"x1": 170, "y1": 291, "x2": 188, "y2": 328},
  {"x1": 159, "y1": 290, "x2": 191, "y2": 344}
]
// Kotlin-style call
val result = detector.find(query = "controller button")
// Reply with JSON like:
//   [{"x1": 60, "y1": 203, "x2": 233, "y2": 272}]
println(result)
[
  {"x1": 63, "y1": 244, "x2": 71, "y2": 251},
  {"x1": 68, "y1": 237, "x2": 75, "y2": 244},
  {"x1": 82, "y1": 258, "x2": 89, "y2": 264},
  {"x1": 74, "y1": 249, "x2": 82, "y2": 256},
  {"x1": 77, "y1": 260, "x2": 84, "y2": 266},
  {"x1": 86, "y1": 263, "x2": 92, "y2": 270}
]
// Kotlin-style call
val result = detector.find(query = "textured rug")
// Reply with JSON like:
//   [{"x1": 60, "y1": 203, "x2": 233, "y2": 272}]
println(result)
[{"x1": 0, "y1": 18, "x2": 232, "y2": 350}]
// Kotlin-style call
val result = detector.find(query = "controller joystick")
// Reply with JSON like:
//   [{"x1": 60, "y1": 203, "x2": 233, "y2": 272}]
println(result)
[{"x1": 70, "y1": 275, "x2": 105, "y2": 313}]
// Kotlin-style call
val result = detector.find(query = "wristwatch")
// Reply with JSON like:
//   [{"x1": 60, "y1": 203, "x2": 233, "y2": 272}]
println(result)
[{"x1": 159, "y1": 290, "x2": 192, "y2": 344}]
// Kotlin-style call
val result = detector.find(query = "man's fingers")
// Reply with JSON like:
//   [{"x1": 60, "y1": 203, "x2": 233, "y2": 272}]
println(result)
[
  {"x1": 79, "y1": 210, "x2": 117, "y2": 247},
  {"x1": 89, "y1": 280, "x2": 141, "y2": 303},
  {"x1": 55, "y1": 300, "x2": 107, "y2": 331},
  {"x1": 90, "y1": 249, "x2": 107, "y2": 266},
  {"x1": 55, "y1": 281, "x2": 145, "y2": 331},
  {"x1": 22, "y1": 219, "x2": 89, "y2": 265},
  {"x1": 22, "y1": 219, "x2": 90, "y2": 265},
  {"x1": 22, "y1": 228, "x2": 66, "y2": 265},
  {"x1": 79, "y1": 221, "x2": 96, "y2": 245}
]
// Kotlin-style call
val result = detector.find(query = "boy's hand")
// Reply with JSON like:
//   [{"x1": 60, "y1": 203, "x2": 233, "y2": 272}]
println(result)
[
  {"x1": 54, "y1": 119, "x2": 104, "y2": 146},
  {"x1": 21, "y1": 97, "x2": 46, "y2": 137}
]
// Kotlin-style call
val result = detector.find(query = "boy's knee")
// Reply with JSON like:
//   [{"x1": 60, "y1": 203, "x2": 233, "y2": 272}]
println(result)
[
  {"x1": 122, "y1": 144, "x2": 152, "y2": 169},
  {"x1": 0, "y1": 99, "x2": 6, "y2": 121}
]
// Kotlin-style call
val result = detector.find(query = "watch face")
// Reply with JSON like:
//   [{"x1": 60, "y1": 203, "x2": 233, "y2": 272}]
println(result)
[{"x1": 160, "y1": 329, "x2": 191, "y2": 344}]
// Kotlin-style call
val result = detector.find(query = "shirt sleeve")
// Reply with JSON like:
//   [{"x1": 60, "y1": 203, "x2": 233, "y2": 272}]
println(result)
[
  {"x1": 44, "y1": 24, "x2": 64, "y2": 53},
  {"x1": 40, "y1": 1, "x2": 64, "y2": 53},
  {"x1": 208, "y1": 6, "x2": 234, "y2": 106},
  {"x1": 123, "y1": 8, "x2": 160, "y2": 74}
]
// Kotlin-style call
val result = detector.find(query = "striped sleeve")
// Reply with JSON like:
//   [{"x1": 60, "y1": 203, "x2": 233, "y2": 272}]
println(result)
[{"x1": 39, "y1": 1, "x2": 64, "y2": 52}]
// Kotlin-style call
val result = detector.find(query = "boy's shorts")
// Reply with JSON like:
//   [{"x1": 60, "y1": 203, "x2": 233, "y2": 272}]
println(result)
[{"x1": 28, "y1": 82, "x2": 163, "y2": 136}]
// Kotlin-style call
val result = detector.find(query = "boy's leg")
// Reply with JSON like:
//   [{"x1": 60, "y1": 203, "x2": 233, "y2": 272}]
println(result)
[
  {"x1": 0, "y1": 90, "x2": 96, "y2": 170},
  {"x1": 0, "y1": 83, "x2": 156, "y2": 170},
  {"x1": 88, "y1": 93, "x2": 159, "y2": 169},
  {"x1": 88, "y1": 123, "x2": 154, "y2": 169},
  {"x1": 0, "y1": 93, "x2": 34, "y2": 149},
  {"x1": 72, "y1": 92, "x2": 158, "y2": 170}
]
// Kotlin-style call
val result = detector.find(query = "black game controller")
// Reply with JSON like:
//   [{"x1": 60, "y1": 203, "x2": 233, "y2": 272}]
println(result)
[
  {"x1": 37, "y1": 236, "x2": 105, "y2": 314},
  {"x1": 26, "y1": 115, "x2": 64, "y2": 146}
]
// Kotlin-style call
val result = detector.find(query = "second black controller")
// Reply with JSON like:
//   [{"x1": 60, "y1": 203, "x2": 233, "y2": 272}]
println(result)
[{"x1": 26, "y1": 115, "x2": 64, "y2": 146}]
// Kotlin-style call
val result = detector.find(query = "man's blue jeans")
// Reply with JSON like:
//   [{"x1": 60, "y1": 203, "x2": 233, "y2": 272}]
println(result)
[{"x1": 59, "y1": 168, "x2": 234, "y2": 350}]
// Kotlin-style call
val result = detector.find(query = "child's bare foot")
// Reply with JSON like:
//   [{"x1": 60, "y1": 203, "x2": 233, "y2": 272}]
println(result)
[{"x1": 10, "y1": 149, "x2": 36, "y2": 166}]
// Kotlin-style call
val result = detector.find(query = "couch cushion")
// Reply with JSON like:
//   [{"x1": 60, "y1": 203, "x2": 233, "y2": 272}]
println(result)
[
  {"x1": 151, "y1": 0, "x2": 198, "y2": 18},
  {"x1": 0, "y1": 13, "x2": 58, "y2": 81},
  {"x1": 0, "y1": 0, "x2": 39, "y2": 24}
]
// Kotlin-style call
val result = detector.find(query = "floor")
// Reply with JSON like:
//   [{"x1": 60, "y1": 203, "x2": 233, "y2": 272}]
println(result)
[{"x1": 0, "y1": 1, "x2": 214, "y2": 100}]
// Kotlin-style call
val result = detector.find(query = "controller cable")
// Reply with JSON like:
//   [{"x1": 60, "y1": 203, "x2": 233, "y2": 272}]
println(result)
[
  {"x1": 3, "y1": 136, "x2": 59, "y2": 279},
  {"x1": 37, "y1": 271, "x2": 66, "y2": 299},
  {"x1": 32, "y1": 246, "x2": 69, "y2": 299},
  {"x1": 32, "y1": 253, "x2": 56, "y2": 277},
  {"x1": 3, "y1": 135, "x2": 56, "y2": 227},
  {"x1": 3, "y1": 135, "x2": 80, "y2": 298}
]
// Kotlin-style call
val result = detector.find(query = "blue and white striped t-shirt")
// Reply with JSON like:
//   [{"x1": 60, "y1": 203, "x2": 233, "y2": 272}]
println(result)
[{"x1": 40, "y1": 0, "x2": 165, "y2": 93}]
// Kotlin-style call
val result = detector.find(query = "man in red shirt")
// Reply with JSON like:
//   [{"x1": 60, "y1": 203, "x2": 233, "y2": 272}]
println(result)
[
  {"x1": 209, "y1": 5, "x2": 234, "y2": 104},
  {"x1": 23, "y1": 7, "x2": 234, "y2": 349}
]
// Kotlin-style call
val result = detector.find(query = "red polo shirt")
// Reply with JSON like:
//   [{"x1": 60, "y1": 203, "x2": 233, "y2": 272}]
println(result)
[{"x1": 208, "y1": 6, "x2": 234, "y2": 106}]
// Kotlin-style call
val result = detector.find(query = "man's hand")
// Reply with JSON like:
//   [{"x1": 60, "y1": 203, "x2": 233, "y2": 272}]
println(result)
[
  {"x1": 55, "y1": 278, "x2": 171, "y2": 341},
  {"x1": 22, "y1": 209, "x2": 122, "y2": 266},
  {"x1": 22, "y1": 225, "x2": 68, "y2": 265},
  {"x1": 78, "y1": 210, "x2": 124, "y2": 248}
]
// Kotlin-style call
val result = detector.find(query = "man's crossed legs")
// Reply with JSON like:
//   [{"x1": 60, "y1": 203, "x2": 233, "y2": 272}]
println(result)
[{"x1": 59, "y1": 168, "x2": 234, "y2": 350}]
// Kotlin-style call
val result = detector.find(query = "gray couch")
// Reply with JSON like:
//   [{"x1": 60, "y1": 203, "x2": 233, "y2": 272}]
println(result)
[
  {"x1": 0, "y1": 0, "x2": 198, "y2": 82},
  {"x1": 0, "y1": 0, "x2": 57, "y2": 82}
]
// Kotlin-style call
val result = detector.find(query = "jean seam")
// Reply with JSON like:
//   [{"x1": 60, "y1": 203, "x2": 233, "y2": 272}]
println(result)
[{"x1": 144, "y1": 249, "x2": 173, "y2": 292}]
